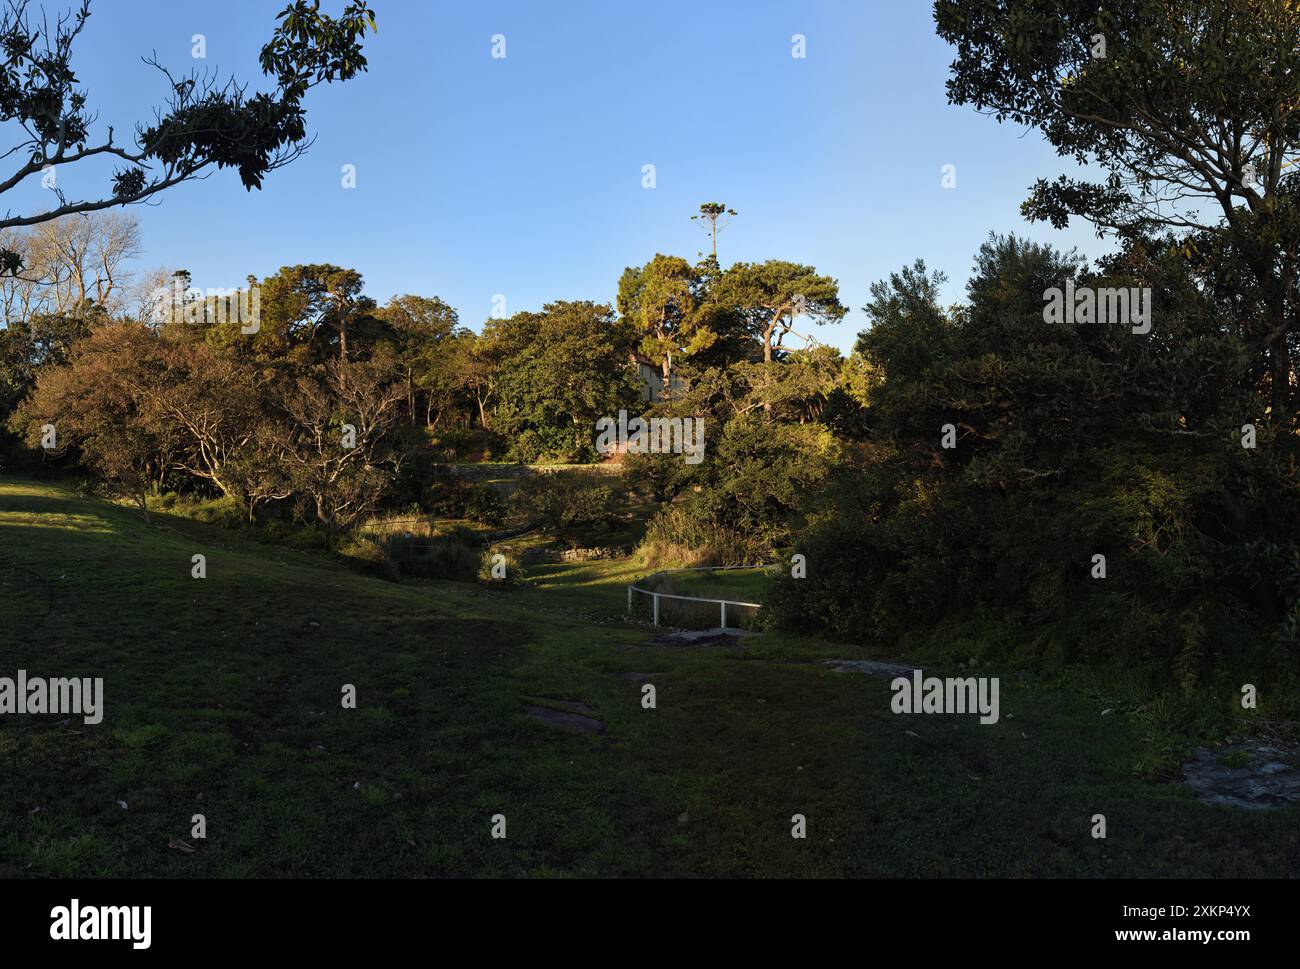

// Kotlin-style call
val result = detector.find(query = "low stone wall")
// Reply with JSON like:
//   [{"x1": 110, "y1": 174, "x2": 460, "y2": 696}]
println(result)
[
  {"x1": 521, "y1": 545, "x2": 631, "y2": 564},
  {"x1": 434, "y1": 462, "x2": 622, "y2": 483}
]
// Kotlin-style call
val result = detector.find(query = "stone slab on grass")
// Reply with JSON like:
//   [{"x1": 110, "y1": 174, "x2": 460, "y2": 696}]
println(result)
[
  {"x1": 1182, "y1": 743, "x2": 1300, "y2": 811},
  {"x1": 524, "y1": 704, "x2": 605, "y2": 734}
]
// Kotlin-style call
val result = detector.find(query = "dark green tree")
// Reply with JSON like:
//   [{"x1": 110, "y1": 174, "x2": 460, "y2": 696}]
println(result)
[
  {"x1": 489, "y1": 301, "x2": 640, "y2": 462},
  {"x1": 0, "y1": 1, "x2": 376, "y2": 275},
  {"x1": 935, "y1": 0, "x2": 1300, "y2": 422}
]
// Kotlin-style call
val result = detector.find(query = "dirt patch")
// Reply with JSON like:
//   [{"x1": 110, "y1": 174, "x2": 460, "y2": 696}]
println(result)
[{"x1": 645, "y1": 628, "x2": 758, "y2": 648}]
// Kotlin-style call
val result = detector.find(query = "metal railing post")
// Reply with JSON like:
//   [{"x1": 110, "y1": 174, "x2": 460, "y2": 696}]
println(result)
[{"x1": 628, "y1": 566, "x2": 770, "y2": 631}]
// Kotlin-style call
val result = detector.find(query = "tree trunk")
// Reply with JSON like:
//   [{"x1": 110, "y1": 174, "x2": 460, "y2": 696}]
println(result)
[
  {"x1": 762, "y1": 313, "x2": 778, "y2": 413},
  {"x1": 1272, "y1": 338, "x2": 1293, "y2": 422}
]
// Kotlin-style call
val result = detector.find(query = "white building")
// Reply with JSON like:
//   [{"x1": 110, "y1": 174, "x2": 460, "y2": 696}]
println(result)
[{"x1": 632, "y1": 353, "x2": 685, "y2": 403}]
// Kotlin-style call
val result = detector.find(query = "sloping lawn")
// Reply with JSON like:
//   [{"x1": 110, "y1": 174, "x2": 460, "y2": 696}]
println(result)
[{"x1": 1, "y1": 477, "x2": 1296, "y2": 877}]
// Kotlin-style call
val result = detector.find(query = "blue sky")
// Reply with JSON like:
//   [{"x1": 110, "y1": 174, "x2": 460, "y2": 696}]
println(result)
[{"x1": 7, "y1": 0, "x2": 1109, "y2": 351}]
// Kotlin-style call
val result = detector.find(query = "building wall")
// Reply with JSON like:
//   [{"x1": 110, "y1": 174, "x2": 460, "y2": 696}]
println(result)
[{"x1": 635, "y1": 359, "x2": 684, "y2": 402}]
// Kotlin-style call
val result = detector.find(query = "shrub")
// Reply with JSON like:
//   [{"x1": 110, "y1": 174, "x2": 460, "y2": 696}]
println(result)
[
  {"x1": 479, "y1": 546, "x2": 526, "y2": 585},
  {"x1": 181, "y1": 494, "x2": 247, "y2": 529},
  {"x1": 649, "y1": 413, "x2": 838, "y2": 549},
  {"x1": 637, "y1": 505, "x2": 770, "y2": 569},
  {"x1": 434, "y1": 427, "x2": 505, "y2": 462},
  {"x1": 463, "y1": 486, "x2": 507, "y2": 527},
  {"x1": 512, "y1": 472, "x2": 615, "y2": 544},
  {"x1": 384, "y1": 526, "x2": 482, "y2": 581},
  {"x1": 391, "y1": 446, "x2": 440, "y2": 509}
]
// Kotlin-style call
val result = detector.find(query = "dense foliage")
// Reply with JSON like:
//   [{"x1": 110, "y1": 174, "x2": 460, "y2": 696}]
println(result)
[{"x1": 768, "y1": 231, "x2": 1298, "y2": 706}]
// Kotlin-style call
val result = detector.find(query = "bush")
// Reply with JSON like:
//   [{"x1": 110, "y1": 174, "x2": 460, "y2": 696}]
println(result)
[
  {"x1": 384, "y1": 526, "x2": 482, "y2": 581},
  {"x1": 434, "y1": 427, "x2": 505, "y2": 462},
  {"x1": 178, "y1": 494, "x2": 247, "y2": 529},
  {"x1": 512, "y1": 472, "x2": 615, "y2": 544},
  {"x1": 463, "y1": 486, "x2": 506, "y2": 527},
  {"x1": 392, "y1": 446, "x2": 440, "y2": 509},
  {"x1": 479, "y1": 545, "x2": 526, "y2": 585},
  {"x1": 622, "y1": 449, "x2": 698, "y2": 503},
  {"x1": 415, "y1": 475, "x2": 507, "y2": 526},
  {"x1": 637, "y1": 505, "x2": 771, "y2": 569}
]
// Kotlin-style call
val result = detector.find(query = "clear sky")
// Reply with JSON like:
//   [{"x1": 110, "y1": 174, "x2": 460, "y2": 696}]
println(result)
[{"x1": 8, "y1": 0, "x2": 1109, "y2": 351}]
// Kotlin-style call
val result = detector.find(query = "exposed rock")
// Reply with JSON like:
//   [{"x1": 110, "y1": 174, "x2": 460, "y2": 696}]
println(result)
[
  {"x1": 1182, "y1": 743, "x2": 1300, "y2": 811},
  {"x1": 523, "y1": 546, "x2": 631, "y2": 564},
  {"x1": 524, "y1": 704, "x2": 605, "y2": 734},
  {"x1": 521, "y1": 696, "x2": 594, "y2": 715},
  {"x1": 646, "y1": 628, "x2": 758, "y2": 648}
]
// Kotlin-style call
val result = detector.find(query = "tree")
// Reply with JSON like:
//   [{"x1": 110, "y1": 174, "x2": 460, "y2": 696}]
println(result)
[
  {"x1": 9, "y1": 322, "x2": 176, "y2": 519},
  {"x1": 266, "y1": 353, "x2": 406, "y2": 540},
  {"x1": 691, "y1": 202, "x2": 736, "y2": 259},
  {"x1": 251, "y1": 264, "x2": 377, "y2": 363},
  {"x1": 935, "y1": 0, "x2": 1300, "y2": 422},
  {"x1": 489, "y1": 301, "x2": 640, "y2": 462},
  {"x1": 617, "y1": 254, "x2": 712, "y2": 395},
  {"x1": 377, "y1": 294, "x2": 460, "y2": 424},
  {"x1": 0, "y1": 213, "x2": 141, "y2": 322},
  {"x1": 683, "y1": 348, "x2": 844, "y2": 424},
  {"x1": 0, "y1": 0, "x2": 376, "y2": 278},
  {"x1": 131, "y1": 339, "x2": 268, "y2": 503},
  {"x1": 0, "y1": 307, "x2": 97, "y2": 469},
  {"x1": 718, "y1": 261, "x2": 846, "y2": 364},
  {"x1": 450, "y1": 329, "x2": 504, "y2": 431},
  {"x1": 677, "y1": 255, "x2": 753, "y2": 376},
  {"x1": 769, "y1": 233, "x2": 1300, "y2": 687},
  {"x1": 853, "y1": 260, "x2": 954, "y2": 389}
]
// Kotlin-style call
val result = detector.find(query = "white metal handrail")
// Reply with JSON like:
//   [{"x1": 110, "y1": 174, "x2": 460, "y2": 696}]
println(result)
[{"x1": 626, "y1": 564, "x2": 773, "y2": 630}]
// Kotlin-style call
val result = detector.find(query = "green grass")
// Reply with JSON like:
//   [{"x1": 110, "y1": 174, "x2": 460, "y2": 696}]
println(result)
[
  {"x1": 644, "y1": 567, "x2": 770, "y2": 601},
  {"x1": 1, "y1": 477, "x2": 1297, "y2": 877}
]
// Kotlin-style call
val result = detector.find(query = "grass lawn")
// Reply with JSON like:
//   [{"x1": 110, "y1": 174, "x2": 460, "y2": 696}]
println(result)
[
  {"x1": 645, "y1": 566, "x2": 772, "y2": 602},
  {"x1": 1, "y1": 476, "x2": 1297, "y2": 877}
]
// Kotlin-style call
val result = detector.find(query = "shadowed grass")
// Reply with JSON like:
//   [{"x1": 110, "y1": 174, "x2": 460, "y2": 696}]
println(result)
[{"x1": 1, "y1": 477, "x2": 1296, "y2": 877}]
